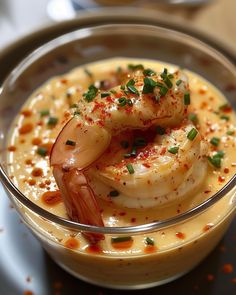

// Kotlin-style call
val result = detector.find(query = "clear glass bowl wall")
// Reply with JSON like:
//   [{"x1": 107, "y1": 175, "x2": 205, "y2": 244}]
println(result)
[{"x1": 0, "y1": 24, "x2": 236, "y2": 289}]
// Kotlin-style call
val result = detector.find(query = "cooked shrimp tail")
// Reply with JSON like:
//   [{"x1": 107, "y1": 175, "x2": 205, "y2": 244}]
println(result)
[{"x1": 53, "y1": 166, "x2": 104, "y2": 243}]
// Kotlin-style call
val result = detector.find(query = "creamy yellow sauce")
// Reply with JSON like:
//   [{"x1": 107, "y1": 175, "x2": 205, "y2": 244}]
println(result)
[{"x1": 7, "y1": 58, "x2": 236, "y2": 257}]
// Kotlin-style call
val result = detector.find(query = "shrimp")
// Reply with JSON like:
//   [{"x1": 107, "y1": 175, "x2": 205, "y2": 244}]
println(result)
[{"x1": 50, "y1": 67, "x2": 202, "y2": 242}]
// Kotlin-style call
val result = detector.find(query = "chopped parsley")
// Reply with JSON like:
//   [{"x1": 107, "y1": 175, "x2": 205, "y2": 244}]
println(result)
[
  {"x1": 47, "y1": 117, "x2": 58, "y2": 126},
  {"x1": 176, "y1": 79, "x2": 182, "y2": 86},
  {"x1": 126, "y1": 79, "x2": 139, "y2": 95},
  {"x1": 143, "y1": 68, "x2": 156, "y2": 76},
  {"x1": 145, "y1": 237, "x2": 155, "y2": 246},
  {"x1": 210, "y1": 137, "x2": 220, "y2": 147},
  {"x1": 37, "y1": 146, "x2": 48, "y2": 157},
  {"x1": 126, "y1": 163, "x2": 135, "y2": 174},
  {"x1": 208, "y1": 150, "x2": 224, "y2": 168},
  {"x1": 168, "y1": 146, "x2": 179, "y2": 154},
  {"x1": 187, "y1": 128, "x2": 198, "y2": 141},
  {"x1": 101, "y1": 92, "x2": 110, "y2": 98},
  {"x1": 40, "y1": 109, "x2": 50, "y2": 117},
  {"x1": 184, "y1": 92, "x2": 191, "y2": 105},
  {"x1": 188, "y1": 113, "x2": 198, "y2": 123}
]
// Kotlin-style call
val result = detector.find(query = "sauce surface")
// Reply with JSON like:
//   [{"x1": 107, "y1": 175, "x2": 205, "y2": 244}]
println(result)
[{"x1": 7, "y1": 58, "x2": 236, "y2": 254}]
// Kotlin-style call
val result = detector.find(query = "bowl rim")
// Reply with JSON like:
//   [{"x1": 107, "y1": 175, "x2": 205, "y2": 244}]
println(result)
[{"x1": 1, "y1": 23, "x2": 236, "y2": 235}]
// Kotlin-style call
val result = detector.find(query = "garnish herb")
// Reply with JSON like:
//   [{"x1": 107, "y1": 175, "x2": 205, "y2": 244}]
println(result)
[
  {"x1": 126, "y1": 163, "x2": 135, "y2": 174},
  {"x1": 74, "y1": 111, "x2": 81, "y2": 116},
  {"x1": 120, "y1": 85, "x2": 125, "y2": 90},
  {"x1": 208, "y1": 151, "x2": 224, "y2": 168},
  {"x1": 37, "y1": 146, "x2": 48, "y2": 157},
  {"x1": 47, "y1": 117, "x2": 58, "y2": 126},
  {"x1": 210, "y1": 137, "x2": 220, "y2": 147},
  {"x1": 176, "y1": 79, "x2": 182, "y2": 86},
  {"x1": 159, "y1": 86, "x2": 168, "y2": 97},
  {"x1": 40, "y1": 109, "x2": 50, "y2": 117},
  {"x1": 145, "y1": 237, "x2": 155, "y2": 246},
  {"x1": 220, "y1": 115, "x2": 230, "y2": 121},
  {"x1": 65, "y1": 140, "x2": 76, "y2": 146},
  {"x1": 184, "y1": 92, "x2": 191, "y2": 105},
  {"x1": 161, "y1": 68, "x2": 173, "y2": 89},
  {"x1": 118, "y1": 97, "x2": 127, "y2": 107},
  {"x1": 111, "y1": 236, "x2": 133, "y2": 243},
  {"x1": 83, "y1": 85, "x2": 98, "y2": 102},
  {"x1": 101, "y1": 92, "x2": 110, "y2": 98},
  {"x1": 126, "y1": 79, "x2": 139, "y2": 95},
  {"x1": 188, "y1": 113, "x2": 198, "y2": 123},
  {"x1": 110, "y1": 89, "x2": 117, "y2": 94},
  {"x1": 109, "y1": 190, "x2": 120, "y2": 197},
  {"x1": 84, "y1": 68, "x2": 93, "y2": 78},
  {"x1": 227, "y1": 130, "x2": 235, "y2": 135},
  {"x1": 128, "y1": 64, "x2": 144, "y2": 71},
  {"x1": 156, "y1": 126, "x2": 166, "y2": 135},
  {"x1": 143, "y1": 68, "x2": 156, "y2": 76},
  {"x1": 187, "y1": 128, "x2": 198, "y2": 141},
  {"x1": 219, "y1": 103, "x2": 230, "y2": 111},
  {"x1": 168, "y1": 146, "x2": 179, "y2": 154},
  {"x1": 127, "y1": 99, "x2": 133, "y2": 106}
]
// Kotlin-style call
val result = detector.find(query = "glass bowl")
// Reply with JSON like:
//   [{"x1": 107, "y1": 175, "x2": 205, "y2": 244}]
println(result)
[{"x1": 0, "y1": 24, "x2": 236, "y2": 290}]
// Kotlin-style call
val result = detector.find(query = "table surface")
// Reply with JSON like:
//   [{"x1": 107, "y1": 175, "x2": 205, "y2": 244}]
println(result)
[{"x1": 0, "y1": 1, "x2": 236, "y2": 295}]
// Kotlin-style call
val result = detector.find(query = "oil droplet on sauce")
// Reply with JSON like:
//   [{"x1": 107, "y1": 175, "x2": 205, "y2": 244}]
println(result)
[
  {"x1": 41, "y1": 190, "x2": 62, "y2": 206},
  {"x1": 31, "y1": 167, "x2": 43, "y2": 177},
  {"x1": 65, "y1": 238, "x2": 79, "y2": 249},
  {"x1": 21, "y1": 110, "x2": 32, "y2": 117},
  {"x1": 144, "y1": 245, "x2": 157, "y2": 254},
  {"x1": 203, "y1": 223, "x2": 214, "y2": 232},
  {"x1": 85, "y1": 244, "x2": 103, "y2": 254},
  {"x1": 111, "y1": 240, "x2": 134, "y2": 249},
  {"x1": 8, "y1": 145, "x2": 16, "y2": 152}
]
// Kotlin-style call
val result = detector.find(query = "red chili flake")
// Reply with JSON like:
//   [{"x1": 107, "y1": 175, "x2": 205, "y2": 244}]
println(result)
[
  {"x1": 175, "y1": 232, "x2": 186, "y2": 239},
  {"x1": 37, "y1": 121, "x2": 43, "y2": 126},
  {"x1": 207, "y1": 274, "x2": 215, "y2": 281},
  {"x1": 119, "y1": 212, "x2": 126, "y2": 216},
  {"x1": 20, "y1": 139, "x2": 26, "y2": 144},
  {"x1": 198, "y1": 88, "x2": 207, "y2": 95},
  {"x1": 200, "y1": 102, "x2": 208, "y2": 109},
  {"x1": 222, "y1": 263, "x2": 234, "y2": 274},
  {"x1": 144, "y1": 245, "x2": 157, "y2": 254},
  {"x1": 65, "y1": 237, "x2": 79, "y2": 249},
  {"x1": 130, "y1": 217, "x2": 136, "y2": 223},
  {"x1": 106, "y1": 96, "x2": 113, "y2": 103},
  {"x1": 41, "y1": 190, "x2": 62, "y2": 206},
  {"x1": 85, "y1": 244, "x2": 102, "y2": 254},
  {"x1": 224, "y1": 168, "x2": 229, "y2": 174},
  {"x1": 31, "y1": 168, "x2": 43, "y2": 177},
  {"x1": 21, "y1": 110, "x2": 32, "y2": 117},
  {"x1": 218, "y1": 176, "x2": 225, "y2": 183},
  {"x1": 60, "y1": 78, "x2": 68, "y2": 84},
  {"x1": 160, "y1": 147, "x2": 167, "y2": 155},
  {"x1": 39, "y1": 183, "x2": 46, "y2": 189},
  {"x1": 32, "y1": 137, "x2": 42, "y2": 145},
  {"x1": 143, "y1": 163, "x2": 151, "y2": 168},
  {"x1": 25, "y1": 159, "x2": 33, "y2": 166},
  {"x1": 28, "y1": 179, "x2": 36, "y2": 186},
  {"x1": 8, "y1": 145, "x2": 16, "y2": 152},
  {"x1": 203, "y1": 223, "x2": 214, "y2": 232},
  {"x1": 19, "y1": 123, "x2": 33, "y2": 134}
]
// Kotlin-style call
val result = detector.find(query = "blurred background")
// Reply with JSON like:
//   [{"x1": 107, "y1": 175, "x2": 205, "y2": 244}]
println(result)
[{"x1": 0, "y1": 0, "x2": 235, "y2": 55}]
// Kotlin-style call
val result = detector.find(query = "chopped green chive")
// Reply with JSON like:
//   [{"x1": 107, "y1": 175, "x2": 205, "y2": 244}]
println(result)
[
  {"x1": 208, "y1": 151, "x2": 224, "y2": 168},
  {"x1": 187, "y1": 128, "x2": 198, "y2": 141},
  {"x1": 120, "y1": 85, "x2": 125, "y2": 90},
  {"x1": 101, "y1": 92, "x2": 110, "y2": 98},
  {"x1": 126, "y1": 163, "x2": 135, "y2": 174},
  {"x1": 111, "y1": 236, "x2": 133, "y2": 243},
  {"x1": 142, "y1": 77, "x2": 162, "y2": 95},
  {"x1": 219, "y1": 103, "x2": 230, "y2": 111},
  {"x1": 73, "y1": 111, "x2": 81, "y2": 116},
  {"x1": 130, "y1": 146, "x2": 137, "y2": 157},
  {"x1": 143, "y1": 68, "x2": 156, "y2": 76},
  {"x1": 176, "y1": 79, "x2": 182, "y2": 86},
  {"x1": 83, "y1": 85, "x2": 98, "y2": 102},
  {"x1": 227, "y1": 130, "x2": 235, "y2": 135},
  {"x1": 128, "y1": 64, "x2": 144, "y2": 71},
  {"x1": 37, "y1": 146, "x2": 48, "y2": 156},
  {"x1": 109, "y1": 190, "x2": 119, "y2": 197},
  {"x1": 65, "y1": 140, "x2": 76, "y2": 146},
  {"x1": 110, "y1": 89, "x2": 117, "y2": 94},
  {"x1": 184, "y1": 92, "x2": 191, "y2": 105},
  {"x1": 168, "y1": 146, "x2": 179, "y2": 154},
  {"x1": 156, "y1": 126, "x2": 166, "y2": 135},
  {"x1": 188, "y1": 113, "x2": 198, "y2": 123},
  {"x1": 220, "y1": 115, "x2": 230, "y2": 121},
  {"x1": 159, "y1": 86, "x2": 168, "y2": 97},
  {"x1": 40, "y1": 109, "x2": 50, "y2": 117},
  {"x1": 120, "y1": 141, "x2": 129, "y2": 149},
  {"x1": 47, "y1": 117, "x2": 58, "y2": 126},
  {"x1": 161, "y1": 69, "x2": 173, "y2": 89},
  {"x1": 84, "y1": 68, "x2": 93, "y2": 78},
  {"x1": 145, "y1": 237, "x2": 155, "y2": 246},
  {"x1": 118, "y1": 97, "x2": 127, "y2": 107},
  {"x1": 210, "y1": 137, "x2": 220, "y2": 147}
]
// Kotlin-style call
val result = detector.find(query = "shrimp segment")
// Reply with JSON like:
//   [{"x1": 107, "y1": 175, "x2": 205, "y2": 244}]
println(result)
[{"x1": 50, "y1": 67, "x2": 204, "y2": 242}]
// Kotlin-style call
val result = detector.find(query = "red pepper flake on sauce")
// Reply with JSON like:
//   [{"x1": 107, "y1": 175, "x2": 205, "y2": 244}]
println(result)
[
  {"x1": 218, "y1": 176, "x2": 225, "y2": 183},
  {"x1": 144, "y1": 245, "x2": 157, "y2": 254},
  {"x1": 41, "y1": 190, "x2": 62, "y2": 206},
  {"x1": 175, "y1": 232, "x2": 186, "y2": 239},
  {"x1": 31, "y1": 168, "x2": 43, "y2": 177},
  {"x1": 19, "y1": 123, "x2": 33, "y2": 134},
  {"x1": 28, "y1": 179, "x2": 36, "y2": 186},
  {"x1": 32, "y1": 137, "x2": 42, "y2": 145},
  {"x1": 222, "y1": 263, "x2": 234, "y2": 274},
  {"x1": 64, "y1": 237, "x2": 79, "y2": 249},
  {"x1": 21, "y1": 110, "x2": 32, "y2": 117},
  {"x1": 203, "y1": 223, "x2": 214, "y2": 232},
  {"x1": 8, "y1": 145, "x2": 16, "y2": 152},
  {"x1": 85, "y1": 244, "x2": 103, "y2": 254},
  {"x1": 111, "y1": 236, "x2": 133, "y2": 249},
  {"x1": 224, "y1": 168, "x2": 229, "y2": 174}
]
